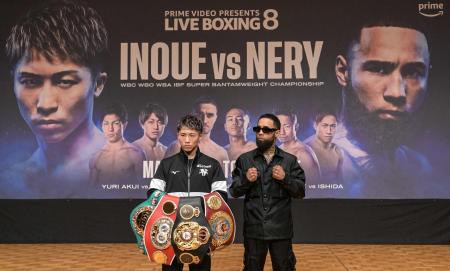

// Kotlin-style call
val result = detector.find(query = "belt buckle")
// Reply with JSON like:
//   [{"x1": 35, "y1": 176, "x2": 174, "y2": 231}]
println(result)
[
  {"x1": 151, "y1": 217, "x2": 174, "y2": 250},
  {"x1": 173, "y1": 221, "x2": 211, "y2": 251}
]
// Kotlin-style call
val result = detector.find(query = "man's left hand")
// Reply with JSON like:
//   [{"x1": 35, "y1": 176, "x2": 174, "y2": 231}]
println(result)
[{"x1": 272, "y1": 165, "x2": 285, "y2": 181}]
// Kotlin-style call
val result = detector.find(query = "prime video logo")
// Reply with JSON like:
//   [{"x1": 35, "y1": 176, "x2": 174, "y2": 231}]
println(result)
[{"x1": 418, "y1": 2, "x2": 444, "y2": 17}]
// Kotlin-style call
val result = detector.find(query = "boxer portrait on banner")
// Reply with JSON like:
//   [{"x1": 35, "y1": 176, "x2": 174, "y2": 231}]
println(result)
[
  {"x1": 133, "y1": 103, "x2": 169, "y2": 162},
  {"x1": 332, "y1": 14, "x2": 447, "y2": 198},
  {"x1": 1, "y1": 0, "x2": 108, "y2": 198},
  {"x1": 223, "y1": 107, "x2": 256, "y2": 162},
  {"x1": 275, "y1": 108, "x2": 320, "y2": 184},
  {"x1": 305, "y1": 109, "x2": 343, "y2": 198},
  {"x1": 89, "y1": 103, "x2": 145, "y2": 197}
]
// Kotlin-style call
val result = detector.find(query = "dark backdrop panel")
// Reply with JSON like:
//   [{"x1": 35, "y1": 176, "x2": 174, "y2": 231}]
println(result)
[
  {"x1": 1, "y1": 0, "x2": 450, "y2": 200},
  {"x1": 0, "y1": 0, "x2": 449, "y2": 245},
  {"x1": 1, "y1": 199, "x2": 449, "y2": 244}
]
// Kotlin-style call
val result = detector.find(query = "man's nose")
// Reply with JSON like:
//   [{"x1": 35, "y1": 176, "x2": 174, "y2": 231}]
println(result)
[
  {"x1": 36, "y1": 82, "x2": 58, "y2": 115},
  {"x1": 109, "y1": 124, "x2": 115, "y2": 132},
  {"x1": 384, "y1": 71, "x2": 407, "y2": 106}
]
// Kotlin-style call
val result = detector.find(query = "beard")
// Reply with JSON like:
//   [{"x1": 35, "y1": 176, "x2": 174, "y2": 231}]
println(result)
[
  {"x1": 256, "y1": 137, "x2": 275, "y2": 153},
  {"x1": 343, "y1": 89, "x2": 413, "y2": 153}
]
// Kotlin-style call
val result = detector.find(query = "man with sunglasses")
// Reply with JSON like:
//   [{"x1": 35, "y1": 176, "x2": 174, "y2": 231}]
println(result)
[{"x1": 230, "y1": 113, "x2": 305, "y2": 271}]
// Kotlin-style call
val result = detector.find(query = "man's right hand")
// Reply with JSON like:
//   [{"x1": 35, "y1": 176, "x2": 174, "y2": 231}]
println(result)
[{"x1": 246, "y1": 167, "x2": 258, "y2": 182}]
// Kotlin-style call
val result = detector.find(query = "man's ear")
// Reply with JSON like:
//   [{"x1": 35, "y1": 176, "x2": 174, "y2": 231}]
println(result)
[
  {"x1": 123, "y1": 121, "x2": 128, "y2": 131},
  {"x1": 94, "y1": 72, "x2": 107, "y2": 97},
  {"x1": 274, "y1": 129, "x2": 280, "y2": 138},
  {"x1": 335, "y1": 55, "x2": 349, "y2": 87}
]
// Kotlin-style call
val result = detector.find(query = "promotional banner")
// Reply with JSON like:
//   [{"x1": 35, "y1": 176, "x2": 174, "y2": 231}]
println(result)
[{"x1": 0, "y1": 0, "x2": 449, "y2": 199}]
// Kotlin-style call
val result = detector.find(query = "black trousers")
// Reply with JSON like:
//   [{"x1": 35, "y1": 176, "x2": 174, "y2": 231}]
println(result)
[
  {"x1": 162, "y1": 254, "x2": 211, "y2": 271},
  {"x1": 243, "y1": 238, "x2": 296, "y2": 271}
]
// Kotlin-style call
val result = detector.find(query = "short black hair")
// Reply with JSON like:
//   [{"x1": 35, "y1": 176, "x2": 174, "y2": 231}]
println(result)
[
  {"x1": 101, "y1": 103, "x2": 128, "y2": 123},
  {"x1": 177, "y1": 114, "x2": 203, "y2": 133},
  {"x1": 226, "y1": 106, "x2": 250, "y2": 117},
  {"x1": 226, "y1": 106, "x2": 251, "y2": 125},
  {"x1": 274, "y1": 106, "x2": 298, "y2": 125},
  {"x1": 139, "y1": 103, "x2": 168, "y2": 125},
  {"x1": 193, "y1": 96, "x2": 218, "y2": 112},
  {"x1": 338, "y1": 2, "x2": 430, "y2": 61},
  {"x1": 6, "y1": 0, "x2": 108, "y2": 75},
  {"x1": 314, "y1": 110, "x2": 338, "y2": 124},
  {"x1": 258, "y1": 113, "x2": 281, "y2": 130}
]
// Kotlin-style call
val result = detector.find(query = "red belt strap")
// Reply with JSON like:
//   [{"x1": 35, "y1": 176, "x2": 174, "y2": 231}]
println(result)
[
  {"x1": 144, "y1": 194, "x2": 180, "y2": 265},
  {"x1": 203, "y1": 191, "x2": 236, "y2": 251}
]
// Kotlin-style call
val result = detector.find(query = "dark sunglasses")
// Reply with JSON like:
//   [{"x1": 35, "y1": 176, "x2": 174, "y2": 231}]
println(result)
[{"x1": 252, "y1": 126, "x2": 278, "y2": 133}]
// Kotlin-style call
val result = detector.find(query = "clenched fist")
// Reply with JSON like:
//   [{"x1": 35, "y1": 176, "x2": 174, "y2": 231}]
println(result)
[
  {"x1": 246, "y1": 167, "x2": 258, "y2": 182},
  {"x1": 272, "y1": 165, "x2": 285, "y2": 181}
]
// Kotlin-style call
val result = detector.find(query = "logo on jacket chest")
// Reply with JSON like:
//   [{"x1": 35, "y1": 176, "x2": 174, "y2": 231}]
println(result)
[
  {"x1": 199, "y1": 168, "x2": 209, "y2": 176},
  {"x1": 197, "y1": 164, "x2": 211, "y2": 176}
]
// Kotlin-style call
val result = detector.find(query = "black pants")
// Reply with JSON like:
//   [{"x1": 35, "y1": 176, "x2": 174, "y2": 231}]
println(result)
[
  {"x1": 243, "y1": 238, "x2": 296, "y2": 271},
  {"x1": 162, "y1": 254, "x2": 211, "y2": 271}
]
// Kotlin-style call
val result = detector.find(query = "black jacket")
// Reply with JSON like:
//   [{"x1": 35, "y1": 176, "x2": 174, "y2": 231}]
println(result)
[
  {"x1": 229, "y1": 146, "x2": 305, "y2": 240},
  {"x1": 148, "y1": 148, "x2": 227, "y2": 201}
]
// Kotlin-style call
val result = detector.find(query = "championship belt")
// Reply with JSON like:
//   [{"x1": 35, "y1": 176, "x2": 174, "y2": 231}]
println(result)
[
  {"x1": 203, "y1": 192, "x2": 236, "y2": 251},
  {"x1": 143, "y1": 194, "x2": 180, "y2": 265},
  {"x1": 172, "y1": 197, "x2": 212, "y2": 265},
  {"x1": 140, "y1": 192, "x2": 236, "y2": 266},
  {"x1": 129, "y1": 190, "x2": 165, "y2": 254}
]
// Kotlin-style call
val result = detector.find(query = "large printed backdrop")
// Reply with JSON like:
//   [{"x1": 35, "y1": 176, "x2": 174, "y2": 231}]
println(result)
[{"x1": 0, "y1": 0, "x2": 449, "y2": 199}]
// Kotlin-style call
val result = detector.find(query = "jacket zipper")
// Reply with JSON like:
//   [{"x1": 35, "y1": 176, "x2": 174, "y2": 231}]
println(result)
[{"x1": 187, "y1": 159, "x2": 193, "y2": 197}]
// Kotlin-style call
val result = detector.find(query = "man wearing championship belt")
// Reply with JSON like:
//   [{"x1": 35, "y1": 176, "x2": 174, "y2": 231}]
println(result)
[
  {"x1": 230, "y1": 113, "x2": 305, "y2": 271},
  {"x1": 148, "y1": 114, "x2": 228, "y2": 271}
]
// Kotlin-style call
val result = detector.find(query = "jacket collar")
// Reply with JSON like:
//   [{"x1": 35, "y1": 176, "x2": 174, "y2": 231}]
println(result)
[
  {"x1": 178, "y1": 147, "x2": 201, "y2": 163},
  {"x1": 254, "y1": 145, "x2": 282, "y2": 159}
]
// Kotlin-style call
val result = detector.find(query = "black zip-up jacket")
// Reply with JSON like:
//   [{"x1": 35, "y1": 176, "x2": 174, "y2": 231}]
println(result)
[
  {"x1": 229, "y1": 146, "x2": 305, "y2": 240},
  {"x1": 148, "y1": 148, "x2": 227, "y2": 201}
]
